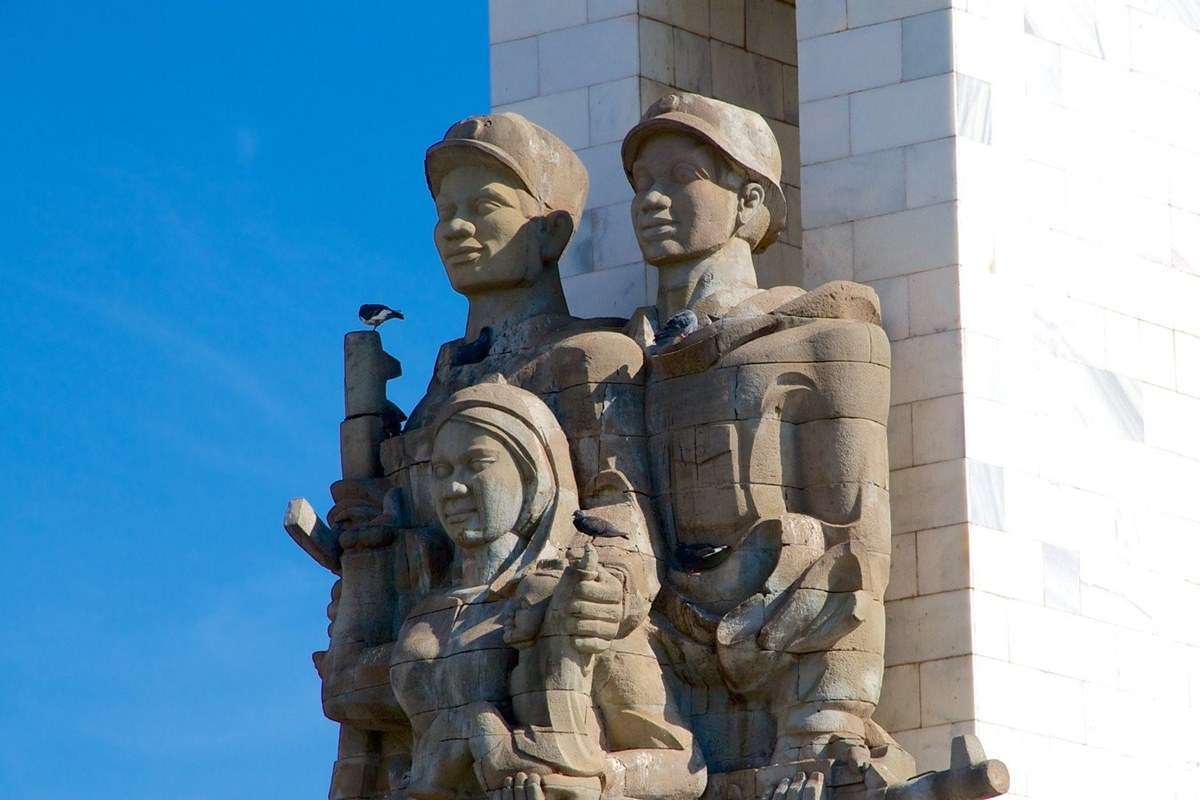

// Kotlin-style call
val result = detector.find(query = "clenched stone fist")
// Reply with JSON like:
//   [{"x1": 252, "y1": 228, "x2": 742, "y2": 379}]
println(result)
[{"x1": 562, "y1": 545, "x2": 625, "y2": 654}]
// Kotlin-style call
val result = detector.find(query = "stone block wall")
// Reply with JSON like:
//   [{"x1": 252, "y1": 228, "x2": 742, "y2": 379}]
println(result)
[
  {"x1": 942, "y1": 2, "x2": 1200, "y2": 797},
  {"x1": 488, "y1": 0, "x2": 801, "y2": 317},
  {"x1": 487, "y1": 1, "x2": 1200, "y2": 796},
  {"x1": 791, "y1": 2, "x2": 971, "y2": 776}
]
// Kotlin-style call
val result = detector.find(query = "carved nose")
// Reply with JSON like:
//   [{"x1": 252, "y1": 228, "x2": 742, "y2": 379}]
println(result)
[
  {"x1": 445, "y1": 480, "x2": 470, "y2": 497},
  {"x1": 443, "y1": 217, "x2": 475, "y2": 240},
  {"x1": 642, "y1": 190, "x2": 670, "y2": 212}
]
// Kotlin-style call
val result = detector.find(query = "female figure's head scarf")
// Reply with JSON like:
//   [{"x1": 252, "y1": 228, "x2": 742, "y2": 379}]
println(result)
[{"x1": 430, "y1": 379, "x2": 580, "y2": 595}]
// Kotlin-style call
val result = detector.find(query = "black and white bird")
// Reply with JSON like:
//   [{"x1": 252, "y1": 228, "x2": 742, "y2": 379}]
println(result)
[
  {"x1": 572, "y1": 509, "x2": 623, "y2": 538},
  {"x1": 674, "y1": 541, "x2": 732, "y2": 573},
  {"x1": 358, "y1": 303, "x2": 404, "y2": 329},
  {"x1": 653, "y1": 309, "x2": 699, "y2": 346}
]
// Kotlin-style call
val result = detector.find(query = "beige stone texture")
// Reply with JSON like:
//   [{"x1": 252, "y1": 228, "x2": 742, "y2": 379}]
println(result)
[{"x1": 287, "y1": 95, "x2": 1008, "y2": 800}]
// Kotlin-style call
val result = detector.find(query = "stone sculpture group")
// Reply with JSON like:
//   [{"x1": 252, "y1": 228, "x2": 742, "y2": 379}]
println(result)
[{"x1": 285, "y1": 93, "x2": 1009, "y2": 800}]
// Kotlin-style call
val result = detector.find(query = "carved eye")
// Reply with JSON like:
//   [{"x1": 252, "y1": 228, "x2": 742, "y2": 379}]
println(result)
[
  {"x1": 671, "y1": 162, "x2": 703, "y2": 184},
  {"x1": 432, "y1": 462, "x2": 452, "y2": 479},
  {"x1": 474, "y1": 198, "x2": 501, "y2": 215},
  {"x1": 631, "y1": 168, "x2": 652, "y2": 193},
  {"x1": 469, "y1": 457, "x2": 495, "y2": 473}
]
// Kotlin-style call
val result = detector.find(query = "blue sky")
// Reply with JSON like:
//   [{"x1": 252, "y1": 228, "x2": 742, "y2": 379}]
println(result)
[{"x1": 0, "y1": 3, "x2": 487, "y2": 796}]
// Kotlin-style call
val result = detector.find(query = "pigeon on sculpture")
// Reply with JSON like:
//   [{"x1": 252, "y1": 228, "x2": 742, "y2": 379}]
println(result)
[
  {"x1": 358, "y1": 303, "x2": 404, "y2": 329},
  {"x1": 451, "y1": 325, "x2": 493, "y2": 367},
  {"x1": 571, "y1": 509, "x2": 623, "y2": 538},
  {"x1": 653, "y1": 309, "x2": 699, "y2": 346},
  {"x1": 675, "y1": 541, "x2": 732, "y2": 573}
]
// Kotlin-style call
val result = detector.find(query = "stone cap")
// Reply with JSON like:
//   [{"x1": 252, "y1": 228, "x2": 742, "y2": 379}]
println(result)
[
  {"x1": 621, "y1": 92, "x2": 786, "y2": 250},
  {"x1": 426, "y1": 112, "x2": 589, "y2": 229}
]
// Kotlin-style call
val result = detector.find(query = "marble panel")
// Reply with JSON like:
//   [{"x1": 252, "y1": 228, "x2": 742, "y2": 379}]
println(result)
[
  {"x1": 1023, "y1": 0, "x2": 1103, "y2": 57},
  {"x1": 850, "y1": 73, "x2": 955, "y2": 154},
  {"x1": 495, "y1": 88, "x2": 590, "y2": 149},
  {"x1": 847, "y1": 0, "x2": 951, "y2": 28},
  {"x1": 902, "y1": 10, "x2": 952, "y2": 80},
  {"x1": 800, "y1": 148, "x2": 906, "y2": 228},
  {"x1": 913, "y1": 394, "x2": 965, "y2": 465},
  {"x1": 588, "y1": 0, "x2": 637, "y2": 20},
  {"x1": 746, "y1": 0, "x2": 798, "y2": 64},
  {"x1": 908, "y1": 264, "x2": 959, "y2": 337},
  {"x1": 955, "y1": 74, "x2": 993, "y2": 145},
  {"x1": 796, "y1": 0, "x2": 847, "y2": 40},
  {"x1": 905, "y1": 137, "x2": 956, "y2": 209},
  {"x1": 797, "y1": 22, "x2": 902, "y2": 102},
  {"x1": 539, "y1": 16, "x2": 639, "y2": 93},
  {"x1": 489, "y1": 0, "x2": 588, "y2": 42},
  {"x1": 588, "y1": 77, "x2": 640, "y2": 145},
  {"x1": 919, "y1": 655, "x2": 973, "y2": 725},
  {"x1": 798, "y1": 95, "x2": 850, "y2": 165},
  {"x1": 853, "y1": 202, "x2": 957, "y2": 281},
  {"x1": 563, "y1": 262, "x2": 645, "y2": 317},
  {"x1": 491, "y1": 38, "x2": 539, "y2": 105},
  {"x1": 709, "y1": 0, "x2": 746, "y2": 46}
]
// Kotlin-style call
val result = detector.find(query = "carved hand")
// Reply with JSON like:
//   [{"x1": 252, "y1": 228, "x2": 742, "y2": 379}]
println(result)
[
  {"x1": 762, "y1": 770, "x2": 825, "y2": 800},
  {"x1": 328, "y1": 481, "x2": 402, "y2": 550},
  {"x1": 562, "y1": 545, "x2": 624, "y2": 654},
  {"x1": 493, "y1": 773, "x2": 545, "y2": 800},
  {"x1": 491, "y1": 773, "x2": 601, "y2": 800}
]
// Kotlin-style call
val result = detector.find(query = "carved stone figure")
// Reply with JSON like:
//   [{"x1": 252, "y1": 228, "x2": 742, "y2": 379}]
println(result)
[
  {"x1": 392, "y1": 381, "x2": 698, "y2": 800},
  {"x1": 619, "y1": 93, "x2": 1007, "y2": 800},
  {"x1": 286, "y1": 97, "x2": 1007, "y2": 800},
  {"x1": 289, "y1": 113, "x2": 698, "y2": 800}
]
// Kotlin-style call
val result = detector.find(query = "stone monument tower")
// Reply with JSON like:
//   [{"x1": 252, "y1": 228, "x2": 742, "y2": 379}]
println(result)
[
  {"x1": 284, "y1": 3, "x2": 1200, "y2": 799},
  {"x1": 485, "y1": 2, "x2": 1200, "y2": 799}
]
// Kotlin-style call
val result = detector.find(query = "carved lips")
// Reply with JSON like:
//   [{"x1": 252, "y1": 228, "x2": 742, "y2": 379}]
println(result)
[
  {"x1": 638, "y1": 217, "x2": 676, "y2": 241},
  {"x1": 440, "y1": 499, "x2": 478, "y2": 526},
  {"x1": 444, "y1": 243, "x2": 485, "y2": 267}
]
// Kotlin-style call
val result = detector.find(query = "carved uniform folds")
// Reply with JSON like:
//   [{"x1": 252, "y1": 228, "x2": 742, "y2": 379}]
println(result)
[
  {"x1": 288, "y1": 97, "x2": 1008, "y2": 800},
  {"x1": 317, "y1": 113, "x2": 701, "y2": 800}
]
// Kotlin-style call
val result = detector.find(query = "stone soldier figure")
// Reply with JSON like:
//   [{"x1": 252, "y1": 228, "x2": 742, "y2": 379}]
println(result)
[
  {"x1": 303, "y1": 113, "x2": 702, "y2": 800},
  {"x1": 619, "y1": 92, "x2": 1007, "y2": 800},
  {"x1": 621, "y1": 92, "x2": 907, "y2": 793}
]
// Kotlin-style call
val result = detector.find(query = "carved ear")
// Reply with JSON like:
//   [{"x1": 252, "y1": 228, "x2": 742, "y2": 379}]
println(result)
[
  {"x1": 735, "y1": 180, "x2": 768, "y2": 245},
  {"x1": 538, "y1": 209, "x2": 574, "y2": 262},
  {"x1": 737, "y1": 181, "x2": 765, "y2": 221}
]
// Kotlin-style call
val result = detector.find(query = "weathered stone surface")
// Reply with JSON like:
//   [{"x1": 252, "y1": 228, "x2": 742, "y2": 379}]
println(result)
[{"x1": 285, "y1": 99, "x2": 1007, "y2": 800}]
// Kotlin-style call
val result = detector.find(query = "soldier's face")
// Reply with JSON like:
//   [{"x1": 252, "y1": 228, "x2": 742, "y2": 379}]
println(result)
[
  {"x1": 434, "y1": 162, "x2": 541, "y2": 296},
  {"x1": 430, "y1": 420, "x2": 525, "y2": 548},
  {"x1": 630, "y1": 133, "x2": 740, "y2": 266}
]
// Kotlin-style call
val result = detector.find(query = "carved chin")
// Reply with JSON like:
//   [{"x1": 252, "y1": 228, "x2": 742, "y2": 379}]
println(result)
[{"x1": 639, "y1": 238, "x2": 687, "y2": 264}]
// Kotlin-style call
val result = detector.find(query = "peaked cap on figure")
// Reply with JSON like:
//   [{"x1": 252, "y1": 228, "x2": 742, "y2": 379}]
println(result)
[
  {"x1": 621, "y1": 92, "x2": 787, "y2": 250},
  {"x1": 426, "y1": 112, "x2": 589, "y2": 229}
]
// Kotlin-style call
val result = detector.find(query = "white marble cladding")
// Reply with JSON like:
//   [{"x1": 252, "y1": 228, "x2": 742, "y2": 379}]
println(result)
[
  {"x1": 793, "y1": 6, "x2": 971, "y2": 774},
  {"x1": 486, "y1": 2, "x2": 1200, "y2": 791},
  {"x1": 926, "y1": 1, "x2": 1199, "y2": 797},
  {"x1": 488, "y1": 0, "x2": 802, "y2": 316}
]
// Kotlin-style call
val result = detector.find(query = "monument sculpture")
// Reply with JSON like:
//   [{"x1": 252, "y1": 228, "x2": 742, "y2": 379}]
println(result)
[{"x1": 286, "y1": 94, "x2": 1009, "y2": 800}]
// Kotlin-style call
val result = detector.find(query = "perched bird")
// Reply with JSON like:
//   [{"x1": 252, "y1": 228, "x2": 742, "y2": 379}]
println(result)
[
  {"x1": 572, "y1": 509, "x2": 623, "y2": 538},
  {"x1": 358, "y1": 303, "x2": 404, "y2": 329},
  {"x1": 653, "y1": 309, "x2": 699, "y2": 346},
  {"x1": 451, "y1": 325, "x2": 493, "y2": 366},
  {"x1": 674, "y1": 541, "x2": 732, "y2": 573}
]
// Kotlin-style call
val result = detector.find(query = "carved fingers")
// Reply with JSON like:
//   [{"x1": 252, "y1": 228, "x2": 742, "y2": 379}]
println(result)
[
  {"x1": 496, "y1": 772, "x2": 546, "y2": 800},
  {"x1": 765, "y1": 771, "x2": 825, "y2": 800},
  {"x1": 562, "y1": 551, "x2": 625, "y2": 653}
]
